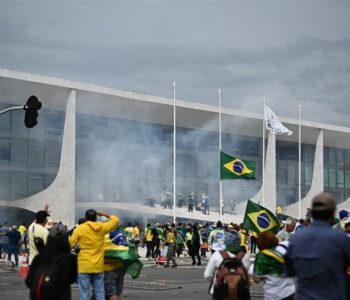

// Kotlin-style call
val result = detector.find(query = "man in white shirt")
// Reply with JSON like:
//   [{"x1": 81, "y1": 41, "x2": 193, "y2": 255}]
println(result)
[{"x1": 28, "y1": 210, "x2": 49, "y2": 265}]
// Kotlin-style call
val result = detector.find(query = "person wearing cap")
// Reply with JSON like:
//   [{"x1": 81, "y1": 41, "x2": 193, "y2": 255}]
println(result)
[
  {"x1": 70, "y1": 209, "x2": 119, "y2": 300},
  {"x1": 285, "y1": 192, "x2": 350, "y2": 300},
  {"x1": 276, "y1": 218, "x2": 296, "y2": 242},
  {"x1": 28, "y1": 210, "x2": 50, "y2": 265},
  {"x1": 333, "y1": 209, "x2": 349, "y2": 231}
]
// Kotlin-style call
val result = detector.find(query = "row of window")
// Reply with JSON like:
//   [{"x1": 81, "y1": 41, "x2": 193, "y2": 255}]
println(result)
[{"x1": 2, "y1": 102, "x2": 350, "y2": 205}]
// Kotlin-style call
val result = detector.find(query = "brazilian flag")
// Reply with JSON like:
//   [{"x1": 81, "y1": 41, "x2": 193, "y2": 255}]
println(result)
[
  {"x1": 242, "y1": 200, "x2": 280, "y2": 234},
  {"x1": 104, "y1": 234, "x2": 143, "y2": 279},
  {"x1": 220, "y1": 151, "x2": 256, "y2": 180}
]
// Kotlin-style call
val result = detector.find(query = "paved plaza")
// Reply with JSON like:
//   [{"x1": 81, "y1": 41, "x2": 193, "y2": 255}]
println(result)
[{"x1": 0, "y1": 256, "x2": 264, "y2": 300}]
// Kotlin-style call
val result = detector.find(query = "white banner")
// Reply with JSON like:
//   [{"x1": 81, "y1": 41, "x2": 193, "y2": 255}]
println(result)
[{"x1": 264, "y1": 105, "x2": 293, "y2": 135}]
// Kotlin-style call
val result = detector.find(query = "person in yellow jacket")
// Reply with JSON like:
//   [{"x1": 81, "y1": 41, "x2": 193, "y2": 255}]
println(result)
[{"x1": 70, "y1": 209, "x2": 119, "y2": 300}]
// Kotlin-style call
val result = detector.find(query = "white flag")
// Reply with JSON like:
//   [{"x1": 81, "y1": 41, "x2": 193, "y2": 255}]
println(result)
[{"x1": 264, "y1": 105, "x2": 293, "y2": 135}]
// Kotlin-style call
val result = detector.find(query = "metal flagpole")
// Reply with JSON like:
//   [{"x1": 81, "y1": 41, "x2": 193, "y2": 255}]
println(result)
[
  {"x1": 173, "y1": 81, "x2": 177, "y2": 224},
  {"x1": 262, "y1": 98, "x2": 266, "y2": 207},
  {"x1": 219, "y1": 88, "x2": 223, "y2": 221},
  {"x1": 298, "y1": 104, "x2": 302, "y2": 219}
]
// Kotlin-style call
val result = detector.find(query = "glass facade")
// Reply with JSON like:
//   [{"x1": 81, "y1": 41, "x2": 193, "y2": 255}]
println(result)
[
  {"x1": 0, "y1": 102, "x2": 63, "y2": 200},
  {"x1": 276, "y1": 141, "x2": 315, "y2": 206},
  {"x1": 1, "y1": 100, "x2": 347, "y2": 209},
  {"x1": 324, "y1": 147, "x2": 350, "y2": 204}
]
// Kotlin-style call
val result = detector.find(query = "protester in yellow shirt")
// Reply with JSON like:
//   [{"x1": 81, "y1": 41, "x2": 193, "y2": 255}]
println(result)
[
  {"x1": 164, "y1": 227, "x2": 177, "y2": 268},
  {"x1": 70, "y1": 209, "x2": 119, "y2": 300},
  {"x1": 239, "y1": 227, "x2": 249, "y2": 253},
  {"x1": 18, "y1": 222, "x2": 27, "y2": 251},
  {"x1": 133, "y1": 224, "x2": 141, "y2": 258},
  {"x1": 145, "y1": 224, "x2": 153, "y2": 259}
]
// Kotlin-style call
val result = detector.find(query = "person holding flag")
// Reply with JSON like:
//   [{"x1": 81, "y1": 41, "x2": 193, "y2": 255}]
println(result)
[{"x1": 242, "y1": 200, "x2": 280, "y2": 234}]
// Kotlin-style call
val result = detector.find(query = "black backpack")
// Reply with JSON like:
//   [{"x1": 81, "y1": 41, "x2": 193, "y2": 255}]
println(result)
[
  {"x1": 30, "y1": 258, "x2": 60, "y2": 300},
  {"x1": 213, "y1": 251, "x2": 250, "y2": 300}
]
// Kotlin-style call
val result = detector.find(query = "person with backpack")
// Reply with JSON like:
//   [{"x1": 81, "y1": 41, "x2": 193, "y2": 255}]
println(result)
[
  {"x1": 253, "y1": 231, "x2": 295, "y2": 300},
  {"x1": 204, "y1": 229, "x2": 251, "y2": 300},
  {"x1": 25, "y1": 224, "x2": 77, "y2": 300}
]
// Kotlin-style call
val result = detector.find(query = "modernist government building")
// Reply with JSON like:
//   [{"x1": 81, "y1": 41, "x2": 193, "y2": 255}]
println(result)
[{"x1": 0, "y1": 68, "x2": 349, "y2": 227}]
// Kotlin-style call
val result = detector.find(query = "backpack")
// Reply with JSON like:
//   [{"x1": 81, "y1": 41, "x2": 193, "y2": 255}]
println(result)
[
  {"x1": 213, "y1": 251, "x2": 250, "y2": 300},
  {"x1": 29, "y1": 258, "x2": 60, "y2": 300}
]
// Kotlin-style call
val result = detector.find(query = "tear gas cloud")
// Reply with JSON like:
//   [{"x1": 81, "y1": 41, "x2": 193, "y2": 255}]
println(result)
[{"x1": 75, "y1": 108, "x2": 262, "y2": 223}]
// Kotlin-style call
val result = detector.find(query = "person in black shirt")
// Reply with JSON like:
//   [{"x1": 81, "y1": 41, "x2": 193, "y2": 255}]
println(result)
[{"x1": 6, "y1": 225, "x2": 21, "y2": 267}]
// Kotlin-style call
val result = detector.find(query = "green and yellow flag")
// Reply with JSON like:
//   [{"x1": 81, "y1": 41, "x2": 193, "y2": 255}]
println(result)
[
  {"x1": 242, "y1": 200, "x2": 280, "y2": 234},
  {"x1": 104, "y1": 234, "x2": 143, "y2": 279},
  {"x1": 220, "y1": 151, "x2": 256, "y2": 180}
]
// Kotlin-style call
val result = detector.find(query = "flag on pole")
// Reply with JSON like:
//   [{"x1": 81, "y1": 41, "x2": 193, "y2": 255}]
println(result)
[
  {"x1": 220, "y1": 151, "x2": 256, "y2": 180},
  {"x1": 264, "y1": 105, "x2": 293, "y2": 135},
  {"x1": 242, "y1": 200, "x2": 280, "y2": 233}
]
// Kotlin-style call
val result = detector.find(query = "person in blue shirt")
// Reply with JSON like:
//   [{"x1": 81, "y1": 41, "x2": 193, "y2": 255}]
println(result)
[{"x1": 286, "y1": 192, "x2": 350, "y2": 300}]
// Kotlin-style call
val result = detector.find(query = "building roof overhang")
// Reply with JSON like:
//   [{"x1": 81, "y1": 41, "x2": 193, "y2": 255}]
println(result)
[{"x1": 1, "y1": 68, "x2": 350, "y2": 148}]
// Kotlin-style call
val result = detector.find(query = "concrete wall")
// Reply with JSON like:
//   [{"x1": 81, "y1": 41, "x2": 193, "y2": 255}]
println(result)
[
  {"x1": 236, "y1": 131, "x2": 276, "y2": 214},
  {"x1": 0, "y1": 90, "x2": 76, "y2": 228}
]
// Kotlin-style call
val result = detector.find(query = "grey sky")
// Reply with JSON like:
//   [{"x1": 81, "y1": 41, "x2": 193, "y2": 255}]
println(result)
[{"x1": 1, "y1": 0, "x2": 350, "y2": 126}]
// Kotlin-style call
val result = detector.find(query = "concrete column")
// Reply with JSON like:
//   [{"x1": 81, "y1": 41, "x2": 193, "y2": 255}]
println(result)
[
  {"x1": 0, "y1": 90, "x2": 76, "y2": 228},
  {"x1": 236, "y1": 131, "x2": 276, "y2": 214},
  {"x1": 284, "y1": 129, "x2": 324, "y2": 218}
]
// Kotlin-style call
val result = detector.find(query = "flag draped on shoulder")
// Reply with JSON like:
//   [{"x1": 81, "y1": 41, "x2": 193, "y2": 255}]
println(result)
[
  {"x1": 220, "y1": 151, "x2": 256, "y2": 180},
  {"x1": 104, "y1": 231, "x2": 143, "y2": 279},
  {"x1": 242, "y1": 200, "x2": 280, "y2": 234},
  {"x1": 264, "y1": 105, "x2": 293, "y2": 135}
]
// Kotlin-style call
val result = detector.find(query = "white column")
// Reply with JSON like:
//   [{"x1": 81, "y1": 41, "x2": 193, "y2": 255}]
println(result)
[
  {"x1": 173, "y1": 81, "x2": 177, "y2": 223},
  {"x1": 219, "y1": 88, "x2": 223, "y2": 220},
  {"x1": 298, "y1": 104, "x2": 302, "y2": 219}
]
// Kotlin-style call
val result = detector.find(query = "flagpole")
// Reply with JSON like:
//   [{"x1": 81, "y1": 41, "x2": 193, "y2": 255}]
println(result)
[
  {"x1": 173, "y1": 81, "x2": 177, "y2": 224},
  {"x1": 262, "y1": 98, "x2": 266, "y2": 207},
  {"x1": 219, "y1": 88, "x2": 223, "y2": 221},
  {"x1": 298, "y1": 104, "x2": 301, "y2": 220}
]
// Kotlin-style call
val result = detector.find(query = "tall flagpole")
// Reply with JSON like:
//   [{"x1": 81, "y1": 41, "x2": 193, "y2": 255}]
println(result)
[
  {"x1": 219, "y1": 88, "x2": 223, "y2": 221},
  {"x1": 173, "y1": 81, "x2": 177, "y2": 224},
  {"x1": 298, "y1": 104, "x2": 302, "y2": 220},
  {"x1": 262, "y1": 98, "x2": 266, "y2": 207}
]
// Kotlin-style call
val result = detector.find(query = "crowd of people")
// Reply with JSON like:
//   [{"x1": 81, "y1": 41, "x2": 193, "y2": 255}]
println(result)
[{"x1": 0, "y1": 192, "x2": 350, "y2": 300}]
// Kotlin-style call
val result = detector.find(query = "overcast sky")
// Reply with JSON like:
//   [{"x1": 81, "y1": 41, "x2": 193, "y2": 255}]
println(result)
[{"x1": 1, "y1": 0, "x2": 350, "y2": 126}]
